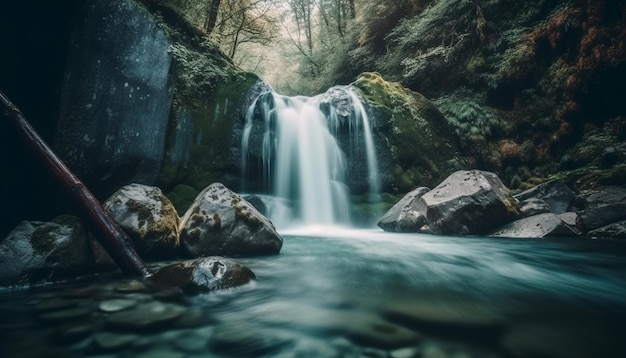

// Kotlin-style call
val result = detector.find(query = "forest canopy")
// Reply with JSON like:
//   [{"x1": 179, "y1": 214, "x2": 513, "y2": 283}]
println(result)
[{"x1": 159, "y1": 0, "x2": 426, "y2": 95}]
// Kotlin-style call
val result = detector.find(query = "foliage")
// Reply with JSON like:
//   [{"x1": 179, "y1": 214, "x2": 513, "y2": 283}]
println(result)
[{"x1": 433, "y1": 88, "x2": 501, "y2": 148}]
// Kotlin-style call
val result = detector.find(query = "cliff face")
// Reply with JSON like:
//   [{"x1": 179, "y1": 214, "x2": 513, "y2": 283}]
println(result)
[
  {"x1": 55, "y1": 0, "x2": 174, "y2": 193},
  {"x1": 1, "y1": 0, "x2": 265, "y2": 234},
  {"x1": 54, "y1": 0, "x2": 264, "y2": 207}
]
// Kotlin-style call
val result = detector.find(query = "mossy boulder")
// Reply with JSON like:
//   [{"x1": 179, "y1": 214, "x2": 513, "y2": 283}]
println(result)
[
  {"x1": 0, "y1": 216, "x2": 104, "y2": 287},
  {"x1": 352, "y1": 72, "x2": 465, "y2": 193},
  {"x1": 104, "y1": 184, "x2": 180, "y2": 261},
  {"x1": 179, "y1": 183, "x2": 283, "y2": 257}
]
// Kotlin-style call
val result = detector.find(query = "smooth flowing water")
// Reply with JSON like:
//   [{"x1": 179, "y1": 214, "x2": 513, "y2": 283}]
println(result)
[{"x1": 1, "y1": 229, "x2": 625, "y2": 358}]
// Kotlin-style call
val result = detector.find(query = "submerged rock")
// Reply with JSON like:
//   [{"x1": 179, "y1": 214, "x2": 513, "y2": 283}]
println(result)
[
  {"x1": 420, "y1": 170, "x2": 519, "y2": 235},
  {"x1": 576, "y1": 186, "x2": 626, "y2": 233},
  {"x1": 0, "y1": 215, "x2": 99, "y2": 287},
  {"x1": 105, "y1": 301, "x2": 187, "y2": 332},
  {"x1": 104, "y1": 183, "x2": 180, "y2": 260},
  {"x1": 149, "y1": 257, "x2": 256, "y2": 293},
  {"x1": 179, "y1": 183, "x2": 282, "y2": 257},
  {"x1": 377, "y1": 187, "x2": 430, "y2": 233},
  {"x1": 490, "y1": 213, "x2": 579, "y2": 239}
]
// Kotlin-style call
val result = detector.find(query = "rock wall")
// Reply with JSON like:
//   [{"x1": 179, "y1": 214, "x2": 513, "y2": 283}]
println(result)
[
  {"x1": 55, "y1": 0, "x2": 173, "y2": 196},
  {"x1": 51, "y1": 0, "x2": 266, "y2": 211}
]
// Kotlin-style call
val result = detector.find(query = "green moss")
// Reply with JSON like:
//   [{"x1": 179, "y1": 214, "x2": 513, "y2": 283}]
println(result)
[
  {"x1": 166, "y1": 184, "x2": 198, "y2": 215},
  {"x1": 352, "y1": 72, "x2": 464, "y2": 191}
]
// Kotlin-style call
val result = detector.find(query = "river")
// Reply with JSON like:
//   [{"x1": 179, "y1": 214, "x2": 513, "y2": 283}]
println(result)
[{"x1": 1, "y1": 228, "x2": 625, "y2": 357}]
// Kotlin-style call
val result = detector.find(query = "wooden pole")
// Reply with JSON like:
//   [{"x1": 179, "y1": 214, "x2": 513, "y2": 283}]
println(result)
[{"x1": 1, "y1": 91, "x2": 150, "y2": 277}]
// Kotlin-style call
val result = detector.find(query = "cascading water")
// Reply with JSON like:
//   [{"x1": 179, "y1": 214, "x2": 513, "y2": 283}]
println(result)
[{"x1": 241, "y1": 86, "x2": 380, "y2": 228}]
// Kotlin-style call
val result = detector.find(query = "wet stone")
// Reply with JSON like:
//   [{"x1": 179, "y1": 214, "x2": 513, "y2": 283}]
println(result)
[
  {"x1": 98, "y1": 298, "x2": 137, "y2": 313},
  {"x1": 390, "y1": 347, "x2": 420, "y2": 358},
  {"x1": 92, "y1": 332, "x2": 139, "y2": 351},
  {"x1": 38, "y1": 307, "x2": 91, "y2": 323},
  {"x1": 115, "y1": 280, "x2": 148, "y2": 293},
  {"x1": 105, "y1": 302, "x2": 186, "y2": 332}
]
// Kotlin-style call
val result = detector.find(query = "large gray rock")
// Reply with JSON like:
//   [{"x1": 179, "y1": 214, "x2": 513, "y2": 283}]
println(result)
[
  {"x1": 489, "y1": 213, "x2": 579, "y2": 238},
  {"x1": 104, "y1": 184, "x2": 180, "y2": 260},
  {"x1": 180, "y1": 183, "x2": 283, "y2": 257},
  {"x1": 587, "y1": 220, "x2": 626, "y2": 240},
  {"x1": 576, "y1": 186, "x2": 626, "y2": 232},
  {"x1": 149, "y1": 257, "x2": 256, "y2": 293},
  {"x1": 514, "y1": 180, "x2": 577, "y2": 215},
  {"x1": 55, "y1": 0, "x2": 173, "y2": 193},
  {"x1": 0, "y1": 216, "x2": 97, "y2": 286},
  {"x1": 421, "y1": 170, "x2": 519, "y2": 235},
  {"x1": 378, "y1": 187, "x2": 430, "y2": 232}
]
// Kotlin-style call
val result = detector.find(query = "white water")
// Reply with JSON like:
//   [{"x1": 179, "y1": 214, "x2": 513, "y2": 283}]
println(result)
[{"x1": 242, "y1": 87, "x2": 380, "y2": 228}]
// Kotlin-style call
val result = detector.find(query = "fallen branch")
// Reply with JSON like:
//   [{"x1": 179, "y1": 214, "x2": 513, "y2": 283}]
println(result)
[{"x1": 1, "y1": 91, "x2": 150, "y2": 277}]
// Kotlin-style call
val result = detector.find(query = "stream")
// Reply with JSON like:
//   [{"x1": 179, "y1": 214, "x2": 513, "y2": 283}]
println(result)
[{"x1": 1, "y1": 228, "x2": 625, "y2": 357}]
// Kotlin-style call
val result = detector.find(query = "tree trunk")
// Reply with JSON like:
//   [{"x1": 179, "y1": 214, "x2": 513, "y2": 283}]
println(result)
[
  {"x1": 204, "y1": 0, "x2": 222, "y2": 34},
  {"x1": 0, "y1": 91, "x2": 150, "y2": 278}
]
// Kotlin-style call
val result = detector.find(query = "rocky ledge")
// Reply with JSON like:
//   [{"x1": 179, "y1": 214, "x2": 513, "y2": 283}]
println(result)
[{"x1": 379, "y1": 170, "x2": 626, "y2": 240}]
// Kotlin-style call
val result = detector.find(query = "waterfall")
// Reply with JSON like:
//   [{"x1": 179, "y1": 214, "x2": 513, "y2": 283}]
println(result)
[{"x1": 242, "y1": 86, "x2": 379, "y2": 228}]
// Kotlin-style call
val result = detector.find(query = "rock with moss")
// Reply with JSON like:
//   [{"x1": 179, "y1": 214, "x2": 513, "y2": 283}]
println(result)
[
  {"x1": 352, "y1": 72, "x2": 465, "y2": 193},
  {"x1": 0, "y1": 215, "x2": 100, "y2": 287},
  {"x1": 180, "y1": 183, "x2": 282, "y2": 257},
  {"x1": 149, "y1": 257, "x2": 256, "y2": 293},
  {"x1": 104, "y1": 184, "x2": 180, "y2": 260},
  {"x1": 378, "y1": 187, "x2": 430, "y2": 233},
  {"x1": 421, "y1": 170, "x2": 520, "y2": 235}
]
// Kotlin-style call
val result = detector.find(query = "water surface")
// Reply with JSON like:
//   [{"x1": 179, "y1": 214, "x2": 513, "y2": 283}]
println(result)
[{"x1": 1, "y1": 229, "x2": 625, "y2": 357}]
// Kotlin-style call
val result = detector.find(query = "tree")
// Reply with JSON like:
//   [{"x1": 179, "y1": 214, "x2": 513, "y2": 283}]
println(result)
[
  {"x1": 212, "y1": 0, "x2": 277, "y2": 60},
  {"x1": 204, "y1": 0, "x2": 222, "y2": 34}
]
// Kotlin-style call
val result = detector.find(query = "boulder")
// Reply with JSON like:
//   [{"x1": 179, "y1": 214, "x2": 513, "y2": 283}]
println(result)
[
  {"x1": 489, "y1": 213, "x2": 579, "y2": 238},
  {"x1": 518, "y1": 198, "x2": 550, "y2": 218},
  {"x1": 149, "y1": 257, "x2": 256, "y2": 293},
  {"x1": 378, "y1": 187, "x2": 430, "y2": 232},
  {"x1": 104, "y1": 183, "x2": 180, "y2": 260},
  {"x1": 587, "y1": 221, "x2": 626, "y2": 240},
  {"x1": 420, "y1": 170, "x2": 519, "y2": 235},
  {"x1": 514, "y1": 180, "x2": 577, "y2": 214},
  {"x1": 180, "y1": 183, "x2": 283, "y2": 257},
  {"x1": 576, "y1": 186, "x2": 626, "y2": 232},
  {"x1": 0, "y1": 215, "x2": 97, "y2": 286}
]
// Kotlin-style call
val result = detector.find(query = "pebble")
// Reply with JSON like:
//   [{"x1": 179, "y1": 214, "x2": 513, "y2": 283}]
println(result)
[
  {"x1": 105, "y1": 302, "x2": 186, "y2": 331},
  {"x1": 98, "y1": 298, "x2": 137, "y2": 313},
  {"x1": 115, "y1": 280, "x2": 148, "y2": 293},
  {"x1": 390, "y1": 347, "x2": 420, "y2": 358}
]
